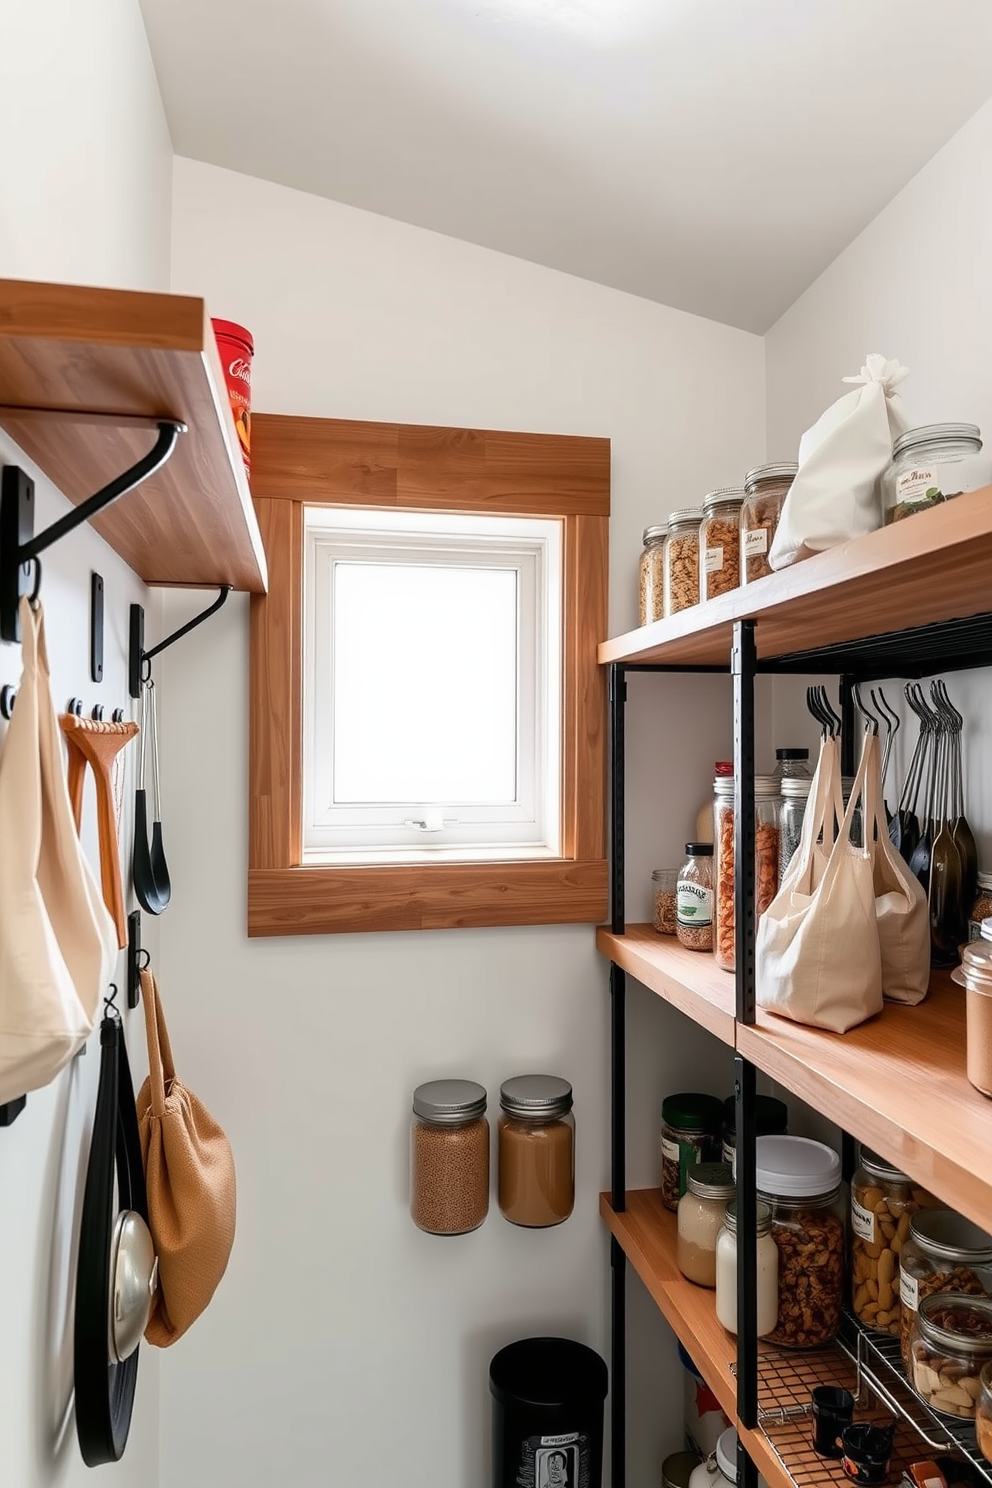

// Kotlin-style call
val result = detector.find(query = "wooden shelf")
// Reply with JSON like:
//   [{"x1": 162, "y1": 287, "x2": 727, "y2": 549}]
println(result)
[
  {"x1": 599, "y1": 487, "x2": 992, "y2": 668},
  {"x1": 0, "y1": 278, "x2": 267, "y2": 592},
  {"x1": 596, "y1": 925, "x2": 735, "y2": 1045}
]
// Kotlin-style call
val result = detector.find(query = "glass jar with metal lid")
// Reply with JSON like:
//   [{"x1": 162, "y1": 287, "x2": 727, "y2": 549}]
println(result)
[
  {"x1": 899, "y1": 1207, "x2": 992, "y2": 1368},
  {"x1": 849, "y1": 1146, "x2": 937, "y2": 1336},
  {"x1": 639, "y1": 525, "x2": 668, "y2": 626},
  {"x1": 677, "y1": 1161, "x2": 735, "y2": 1287},
  {"x1": 910, "y1": 1293, "x2": 992, "y2": 1420},
  {"x1": 779, "y1": 777, "x2": 812, "y2": 885},
  {"x1": 714, "y1": 775, "x2": 781, "y2": 973},
  {"x1": 497, "y1": 1074, "x2": 574, "y2": 1228},
  {"x1": 741, "y1": 462, "x2": 798, "y2": 584},
  {"x1": 661, "y1": 1092, "x2": 722, "y2": 1212},
  {"x1": 882, "y1": 423, "x2": 992, "y2": 524},
  {"x1": 699, "y1": 488, "x2": 744, "y2": 602},
  {"x1": 715, "y1": 1198, "x2": 778, "y2": 1337},
  {"x1": 774, "y1": 747, "x2": 811, "y2": 779},
  {"x1": 676, "y1": 843, "x2": 715, "y2": 953},
  {"x1": 757, "y1": 1135, "x2": 846, "y2": 1348},
  {"x1": 665, "y1": 508, "x2": 703, "y2": 615},
  {"x1": 410, "y1": 1079, "x2": 490, "y2": 1236}
]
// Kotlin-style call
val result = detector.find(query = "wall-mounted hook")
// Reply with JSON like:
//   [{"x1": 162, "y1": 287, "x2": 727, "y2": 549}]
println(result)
[
  {"x1": 91, "y1": 704, "x2": 104, "y2": 722},
  {"x1": 112, "y1": 708, "x2": 125, "y2": 724},
  {"x1": 67, "y1": 697, "x2": 83, "y2": 717},
  {"x1": 0, "y1": 684, "x2": 16, "y2": 719},
  {"x1": 129, "y1": 584, "x2": 232, "y2": 698},
  {"x1": 126, "y1": 911, "x2": 150, "y2": 1010},
  {"x1": 90, "y1": 572, "x2": 104, "y2": 683}
]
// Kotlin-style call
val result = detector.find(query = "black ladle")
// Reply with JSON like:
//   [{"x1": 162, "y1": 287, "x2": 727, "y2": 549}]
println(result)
[{"x1": 133, "y1": 680, "x2": 171, "y2": 914}]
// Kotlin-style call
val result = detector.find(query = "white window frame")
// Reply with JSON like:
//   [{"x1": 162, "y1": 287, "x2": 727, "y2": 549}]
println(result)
[{"x1": 302, "y1": 506, "x2": 562, "y2": 864}]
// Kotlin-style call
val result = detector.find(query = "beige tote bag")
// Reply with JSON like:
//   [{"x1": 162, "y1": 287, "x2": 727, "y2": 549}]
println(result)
[
  {"x1": 757, "y1": 730, "x2": 883, "y2": 1033},
  {"x1": 0, "y1": 599, "x2": 116, "y2": 1103},
  {"x1": 863, "y1": 732, "x2": 930, "y2": 1005}
]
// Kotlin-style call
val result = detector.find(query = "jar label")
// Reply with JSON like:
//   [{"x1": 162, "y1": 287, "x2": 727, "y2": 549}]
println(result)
[
  {"x1": 704, "y1": 545, "x2": 724, "y2": 574},
  {"x1": 901, "y1": 1271, "x2": 919, "y2": 1312},
  {"x1": 895, "y1": 466, "x2": 941, "y2": 506},
  {"x1": 851, "y1": 1194, "x2": 876, "y2": 1242},
  {"x1": 677, "y1": 883, "x2": 714, "y2": 926},
  {"x1": 743, "y1": 528, "x2": 768, "y2": 557},
  {"x1": 662, "y1": 1136, "x2": 681, "y2": 1163}
]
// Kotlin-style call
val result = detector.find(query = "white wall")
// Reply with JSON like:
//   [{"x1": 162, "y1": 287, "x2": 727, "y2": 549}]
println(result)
[
  {"x1": 163, "y1": 156, "x2": 765, "y2": 1488},
  {"x1": 0, "y1": 2, "x2": 171, "y2": 1484},
  {"x1": 765, "y1": 96, "x2": 992, "y2": 858}
]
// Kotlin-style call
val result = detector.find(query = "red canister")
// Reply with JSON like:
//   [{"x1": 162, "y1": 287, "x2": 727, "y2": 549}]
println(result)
[{"x1": 211, "y1": 318, "x2": 253, "y2": 477}]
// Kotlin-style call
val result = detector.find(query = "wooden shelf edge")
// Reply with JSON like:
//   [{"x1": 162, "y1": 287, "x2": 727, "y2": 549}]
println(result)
[{"x1": 596, "y1": 925, "x2": 736, "y2": 1045}]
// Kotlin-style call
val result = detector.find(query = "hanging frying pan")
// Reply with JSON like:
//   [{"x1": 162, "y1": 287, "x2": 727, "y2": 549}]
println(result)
[{"x1": 74, "y1": 1002, "x2": 157, "y2": 1467}]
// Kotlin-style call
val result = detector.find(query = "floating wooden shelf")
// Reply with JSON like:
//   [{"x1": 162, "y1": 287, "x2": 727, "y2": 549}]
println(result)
[
  {"x1": 0, "y1": 278, "x2": 267, "y2": 593},
  {"x1": 596, "y1": 925, "x2": 735, "y2": 1045},
  {"x1": 599, "y1": 488, "x2": 992, "y2": 669}
]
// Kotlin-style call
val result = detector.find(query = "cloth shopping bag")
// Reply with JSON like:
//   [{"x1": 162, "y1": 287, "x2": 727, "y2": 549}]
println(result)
[{"x1": 863, "y1": 732, "x2": 929, "y2": 1005}]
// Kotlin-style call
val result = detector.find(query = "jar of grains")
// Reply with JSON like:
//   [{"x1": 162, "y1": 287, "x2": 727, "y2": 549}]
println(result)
[
  {"x1": 699, "y1": 489, "x2": 744, "y2": 602},
  {"x1": 497, "y1": 1075, "x2": 574, "y2": 1228},
  {"x1": 849, "y1": 1146, "x2": 937, "y2": 1337},
  {"x1": 910, "y1": 1293, "x2": 992, "y2": 1420},
  {"x1": 661, "y1": 1093, "x2": 723, "y2": 1212},
  {"x1": 970, "y1": 873, "x2": 992, "y2": 941},
  {"x1": 779, "y1": 778, "x2": 812, "y2": 886},
  {"x1": 756, "y1": 1135, "x2": 845, "y2": 1348},
  {"x1": 677, "y1": 1162, "x2": 735, "y2": 1287},
  {"x1": 721, "y1": 1093, "x2": 788, "y2": 1168},
  {"x1": 740, "y1": 463, "x2": 797, "y2": 584},
  {"x1": 652, "y1": 868, "x2": 679, "y2": 935},
  {"x1": 665, "y1": 508, "x2": 703, "y2": 615},
  {"x1": 715, "y1": 1198, "x2": 779, "y2": 1338},
  {"x1": 952, "y1": 939, "x2": 992, "y2": 1098},
  {"x1": 977, "y1": 1361, "x2": 992, "y2": 1464},
  {"x1": 883, "y1": 423, "x2": 992, "y2": 525},
  {"x1": 677, "y1": 843, "x2": 715, "y2": 952},
  {"x1": 898, "y1": 1207, "x2": 992, "y2": 1370},
  {"x1": 713, "y1": 775, "x2": 781, "y2": 974},
  {"x1": 410, "y1": 1079, "x2": 490, "y2": 1236},
  {"x1": 639, "y1": 525, "x2": 668, "y2": 626}
]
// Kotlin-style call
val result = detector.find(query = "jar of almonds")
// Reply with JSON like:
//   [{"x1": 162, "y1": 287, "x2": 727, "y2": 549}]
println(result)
[
  {"x1": 850, "y1": 1146, "x2": 937, "y2": 1337},
  {"x1": 665, "y1": 508, "x2": 703, "y2": 615},
  {"x1": 699, "y1": 489, "x2": 744, "y2": 602},
  {"x1": 740, "y1": 463, "x2": 797, "y2": 584},
  {"x1": 910, "y1": 1293, "x2": 992, "y2": 1420},
  {"x1": 638, "y1": 525, "x2": 667, "y2": 626},
  {"x1": 899, "y1": 1208, "x2": 992, "y2": 1370}
]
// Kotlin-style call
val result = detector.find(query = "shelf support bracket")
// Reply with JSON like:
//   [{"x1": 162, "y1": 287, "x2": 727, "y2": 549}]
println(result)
[
  {"x1": 0, "y1": 420, "x2": 186, "y2": 644},
  {"x1": 128, "y1": 584, "x2": 231, "y2": 698}
]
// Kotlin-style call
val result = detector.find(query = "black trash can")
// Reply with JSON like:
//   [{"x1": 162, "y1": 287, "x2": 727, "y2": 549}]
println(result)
[{"x1": 490, "y1": 1336, "x2": 609, "y2": 1488}]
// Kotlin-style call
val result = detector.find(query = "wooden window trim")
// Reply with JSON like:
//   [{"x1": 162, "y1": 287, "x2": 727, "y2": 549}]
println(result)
[{"x1": 247, "y1": 414, "x2": 609, "y2": 936}]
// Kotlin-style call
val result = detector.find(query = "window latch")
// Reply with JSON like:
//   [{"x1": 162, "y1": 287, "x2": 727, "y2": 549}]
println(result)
[{"x1": 403, "y1": 809, "x2": 457, "y2": 832}]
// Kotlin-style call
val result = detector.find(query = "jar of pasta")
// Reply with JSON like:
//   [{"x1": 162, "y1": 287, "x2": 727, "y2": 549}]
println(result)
[
  {"x1": 849, "y1": 1146, "x2": 937, "y2": 1336},
  {"x1": 699, "y1": 489, "x2": 744, "y2": 602},
  {"x1": 899, "y1": 1208, "x2": 992, "y2": 1369},
  {"x1": 665, "y1": 509, "x2": 703, "y2": 615},
  {"x1": 639, "y1": 525, "x2": 667, "y2": 626},
  {"x1": 740, "y1": 463, "x2": 797, "y2": 584},
  {"x1": 714, "y1": 775, "x2": 780, "y2": 973}
]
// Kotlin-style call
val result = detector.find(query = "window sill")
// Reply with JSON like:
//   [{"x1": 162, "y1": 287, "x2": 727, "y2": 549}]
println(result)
[{"x1": 247, "y1": 858, "x2": 608, "y2": 937}]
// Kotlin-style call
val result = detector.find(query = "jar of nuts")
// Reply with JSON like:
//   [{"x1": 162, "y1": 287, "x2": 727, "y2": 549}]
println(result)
[
  {"x1": 713, "y1": 774, "x2": 781, "y2": 974},
  {"x1": 850, "y1": 1146, "x2": 937, "y2": 1337},
  {"x1": 756, "y1": 1135, "x2": 845, "y2": 1349},
  {"x1": 699, "y1": 488, "x2": 744, "y2": 603},
  {"x1": 639, "y1": 525, "x2": 668, "y2": 626},
  {"x1": 676, "y1": 843, "x2": 714, "y2": 952},
  {"x1": 740, "y1": 462, "x2": 797, "y2": 585},
  {"x1": 665, "y1": 508, "x2": 703, "y2": 615},
  {"x1": 661, "y1": 1093, "x2": 723, "y2": 1212},
  {"x1": 910, "y1": 1292, "x2": 992, "y2": 1420},
  {"x1": 977, "y1": 1359, "x2": 992, "y2": 1464},
  {"x1": 410, "y1": 1079, "x2": 490, "y2": 1236},
  {"x1": 899, "y1": 1208, "x2": 992, "y2": 1370}
]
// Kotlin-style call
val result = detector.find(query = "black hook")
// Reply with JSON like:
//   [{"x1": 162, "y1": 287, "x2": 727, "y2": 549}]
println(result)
[
  {"x1": 0, "y1": 684, "x2": 15, "y2": 719},
  {"x1": 103, "y1": 983, "x2": 121, "y2": 1020},
  {"x1": 112, "y1": 708, "x2": 125, "y2": 724},
  {"x1": 128, "y1": 584, "x2": 232, "y2": 698},
  {"x1": 91, "y1": 704, "x2": 105, "y2": 722},
  {"x1": 66, "y1": 697, "x2": 84, "y2": 717}
]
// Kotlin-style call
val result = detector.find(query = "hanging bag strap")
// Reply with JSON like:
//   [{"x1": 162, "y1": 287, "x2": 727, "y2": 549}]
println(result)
[{"x1": 139, "y1": 967, "x2": 177, "y2": 1117}]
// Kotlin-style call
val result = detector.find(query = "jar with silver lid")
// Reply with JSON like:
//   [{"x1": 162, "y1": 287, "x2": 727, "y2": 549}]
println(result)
[
  {"x1": 677, "y1": 1161, "x2": 735, "y2": 1287},
  {"x1": 715, "y1": 1198, "x2": 778, "y2": 1337},
  {"x1": 882, "y1": 423, "x2": 992, "y2": 525},
  {"x1": 410, "y1": 1079, "x2": 490, "y2": 1236},
  {"x1": 665, "y1": 508, "x2": 703, "y2": 615},
  {"x1": 741, "y1": 462, "x2": 798, "y2": 584},
  {"x1": 639, "y1": 525, "x2": 667, "y2": 626},
  {"x1": 699, "y1": 488, "x2": 744, "y2": 602},
  {"x1": 910, "y1": 1293, "x2": 992, "y2": 1420},
  {"x1": 497, "y1": 1074, "x2": 574, "y2": 1228},
  {"x1": 779, "y1": 777, "x2": 812, "y2": 885},
  {"x1": 899, "y1": 1206, "x2": 992, "y2": 1369}
]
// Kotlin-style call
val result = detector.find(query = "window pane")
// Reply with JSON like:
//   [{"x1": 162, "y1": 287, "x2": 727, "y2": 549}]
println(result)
[{"x1": 332, "y1": 563, "x2": 518, "y2": 804}]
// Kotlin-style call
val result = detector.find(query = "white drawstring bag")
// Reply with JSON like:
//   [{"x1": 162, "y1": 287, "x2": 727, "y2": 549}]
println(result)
[
  {"x1": 863, "y1": 732, "x2": 930, "y2": 1005},
  {"x1": 756, "y1": 731, "x2": 883, "y2": 1034},
  {"x1": 0, "y1": 598, "x2": 116, "y2": 1103},
  {"x1": 769, "y1": 354, "x2": 911, "y2": 570}
]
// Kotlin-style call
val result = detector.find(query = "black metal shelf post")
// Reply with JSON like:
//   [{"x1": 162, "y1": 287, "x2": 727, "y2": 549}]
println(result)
[{"x1": 608, "y1": 663, "x2": 627, "y2": 1488}]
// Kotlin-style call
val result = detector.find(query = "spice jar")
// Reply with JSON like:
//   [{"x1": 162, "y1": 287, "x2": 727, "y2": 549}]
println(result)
[
  {"x1": 951, "y1": 940, "x2": 992, "y2": 1099},
  {"x1": 850, "y1": 1146, "x2": 937, "y2": 1337},
  {"x1": 741, "y1": 463, "x2": 797, "y2": 584},
  {"x1": 661, "y1": 1093, "x2": 723, "y2": 1212},
  {"x1": 714, "y1": 775, "x2": 781, "y2": 973},
  {"x1": 898, "y1": 1207, "x2": 992, "y2": 1369},
  {"x1": 715, "y1": 1198, "x2": 778, "y2": 1337},
  {"x1": 677, "y1": 843, "x2": 714, "y2": 952},
  {"x1": 677, "y1": 1162, "x2": 735, "y2": 1287},
  {"x1": 699, "y1": 489, "x2": 743, "y2": 602},
  {"x1": 779, "y1": 778, "x2": 812, "y2": 886},
  {"x1": 665, "y1": 508, "x2": 703, "y2": 615},
  {"x1": 756, "y1": 1135, "x2": 845, "y2": 1348},
  {"x1": 977, "y1": 1360, "x2": 992, "y2": 1464},
  {"x1": 410, "y1": 1079, "x2": 490, "y2": 1236},
  {"x1": 497, "y1": 1075, "x2": 574, "y2": 1228},
  {"x1": 639, "y1": 525, "x2": 668, "y2": 626},
  {"x1": 774, "y1": 747, "x2": 811, "y2": 780},
  {"x1": 720, "y1": 1093, "x2": 788, "y2": 1168},
  {"x1": 652, "y1": 868, "x2": 679, "y2": 935},
  {"x1": 883, "y1": 423, "x2": 992, "y2": 524},
  {"x1": 970, "y1": 873, "x2": 992, "y2": 941},
  {"x1": 910, "y1": 1293, "x2": 992, "y2": 1419}
]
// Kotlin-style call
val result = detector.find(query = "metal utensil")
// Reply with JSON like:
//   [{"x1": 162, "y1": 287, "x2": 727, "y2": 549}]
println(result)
[{"x1": 133, "y1": 680, "x2": 171, "y2": 915}]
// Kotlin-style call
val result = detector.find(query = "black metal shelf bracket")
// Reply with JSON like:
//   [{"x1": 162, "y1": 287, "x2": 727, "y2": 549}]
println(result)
[
  {"x1": 128, "y1": 584, "x2": 231, "y2": 698},
  {"x1": 0, "y1": 420, "x2": 185, "y2": 644}
]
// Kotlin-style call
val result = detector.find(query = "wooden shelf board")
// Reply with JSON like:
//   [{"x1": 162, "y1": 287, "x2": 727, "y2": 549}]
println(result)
[
  {"x1": 599, "y1": 487, "x2": 992, "y2": 668},
  {"x1": 596, "y1": 925, "x2": 735, "y2": 1045},
  {"x1": 0, "y1": 278, "x2": 267, "y2": 592}
]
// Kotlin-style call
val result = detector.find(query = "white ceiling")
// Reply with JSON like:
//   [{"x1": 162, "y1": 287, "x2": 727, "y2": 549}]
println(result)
[{"x1": 140, "y1": 0, "x2": 992, "y2": 332}]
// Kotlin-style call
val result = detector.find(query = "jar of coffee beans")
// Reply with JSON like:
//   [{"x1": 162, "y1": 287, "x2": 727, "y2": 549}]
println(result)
[{"x1": 411, "y1": 1079, "x2": 490, "y2": 1235}]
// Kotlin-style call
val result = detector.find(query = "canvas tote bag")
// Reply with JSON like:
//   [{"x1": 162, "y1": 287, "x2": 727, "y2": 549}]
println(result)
[
  {"x1": 757, "y1": 730, "x2": 883, "y2": 1033},
  {"x1": 0, "y1": 598, "x2": 116, "y2": 1103},
  {"x1": 136, "y1": 968, "x2": 236, "y2": 1345},
  {"x1": 862, "y1": 732, "x2": 930, "y2": 1005}
]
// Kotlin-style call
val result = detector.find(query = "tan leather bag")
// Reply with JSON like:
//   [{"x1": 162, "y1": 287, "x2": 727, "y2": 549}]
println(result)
[{"x1": 136, "y1": 968, "x2": 236, "y2": 1346}]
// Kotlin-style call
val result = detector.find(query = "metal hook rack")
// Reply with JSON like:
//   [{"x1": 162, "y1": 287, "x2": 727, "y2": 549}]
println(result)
[
  {"x1": 128, "y1": 584, "x2": 231, "y2": 699},
  {"x1": 0, "y1": 421, "x2": 186, "y2": 644}
]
